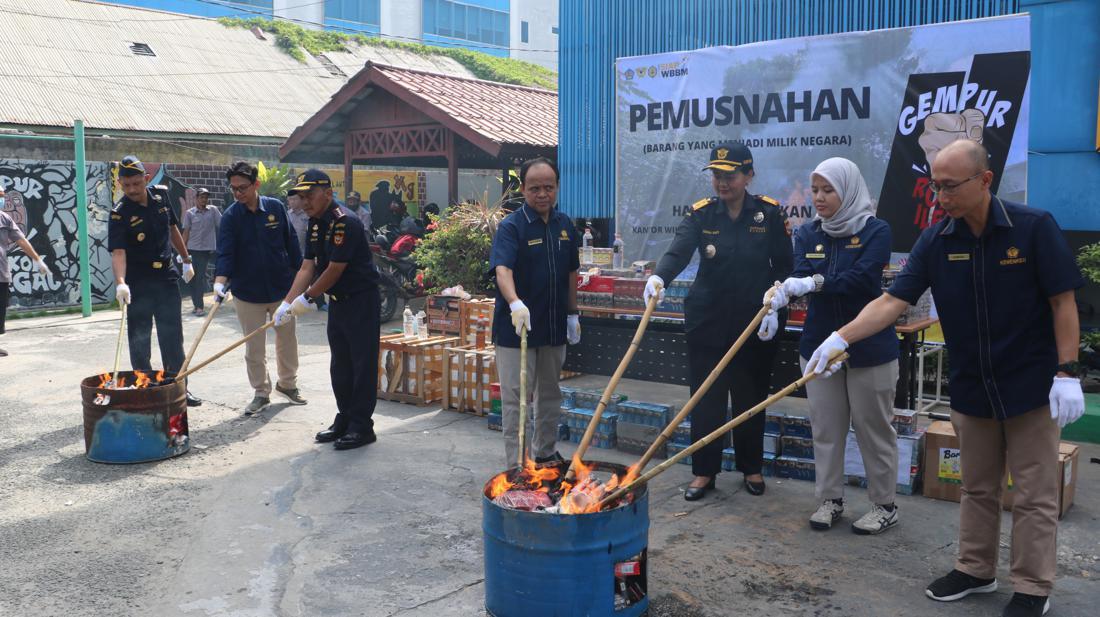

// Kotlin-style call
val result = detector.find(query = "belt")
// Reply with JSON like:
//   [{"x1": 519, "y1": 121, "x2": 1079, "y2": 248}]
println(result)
[
  {"x1": 329, "y1": 289, "x2": 370, "y2": 302},
  {"x1": 151, "y1": 260, "x2": 167, "y2": 269}
]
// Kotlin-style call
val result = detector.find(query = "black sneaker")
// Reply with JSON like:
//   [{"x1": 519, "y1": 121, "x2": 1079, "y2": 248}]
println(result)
[
  {"x1": 534, "y1": 451, "x2": 566, "y2": 467},
  {"x1": 926, "y1": 569, "x2": 998, "y2": 602},
  {"x1": 1002, "y1": 593, "x2": 1050, "y2": 617}
]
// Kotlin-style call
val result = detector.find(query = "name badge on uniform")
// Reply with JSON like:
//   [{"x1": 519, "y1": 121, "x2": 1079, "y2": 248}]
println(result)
[
  {"x1": 748, "y1": 226, "x2": 767, "y2": 233},
  {"x1": 948, "y1": 253, "x2": 970, "y2": 261},
  {"x1": 528, "y1": 238, "x2": 543, "y2": 246},
  {"x1": 702, "y1": 229, "x2": 720, "y2": 235},
  {"x1": 805, "y1": 252, "x2": 826, "y2": 259}
]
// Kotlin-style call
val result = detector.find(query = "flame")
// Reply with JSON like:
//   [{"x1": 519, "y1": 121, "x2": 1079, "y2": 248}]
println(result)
[
  {"x1": 488, "y1": 471, "x2": 514, "y2": 499},
  {"x1": 94, "y1": 369, "x2": 163, "y2": 390},
  {"x1": 155, "y1": 370, "x2": 165, "y2": 383},
  {"x1": 133, "y1": 371, "x2": 151, "y2": 389},
  {"x1": 97, "y1": 373, "x2": 112, "y2": 388}
]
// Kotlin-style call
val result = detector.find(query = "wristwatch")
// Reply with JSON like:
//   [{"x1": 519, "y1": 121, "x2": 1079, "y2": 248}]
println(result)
[
  {"x1": 811, "y1": 274, "x2": 824, "y2": 292},
  {"x1": 1055, "y1": 361, "x2": 1084, "y2": 378}
]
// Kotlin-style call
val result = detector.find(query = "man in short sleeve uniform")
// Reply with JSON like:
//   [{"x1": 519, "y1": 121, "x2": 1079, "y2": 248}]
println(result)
[
  {"x1": 805, "y1": 140, "x2": 1085, "y2": 617},
  {"x1": 108, "y1": 155, "x2": 201, "y2": 406},
  {"x1": 275, "y1": 170, "x2": 381, "y2": 450}
]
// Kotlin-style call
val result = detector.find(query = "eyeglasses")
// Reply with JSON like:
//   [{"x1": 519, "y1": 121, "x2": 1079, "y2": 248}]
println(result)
[
  {"x1": 229, "y1": 183, "x2": 253, "y2": 195},
  {"x1": 929, "y1": 172, "x2": 983, "y2": 195}
]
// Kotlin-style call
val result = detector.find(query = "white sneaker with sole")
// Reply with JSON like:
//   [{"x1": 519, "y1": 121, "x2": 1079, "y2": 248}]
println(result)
[
  {"x1": 809, "y1": 500, "x2": 844, "y2": 530},
  {"x1": 851, "y1": 504, "x2": 898, "y2": 535}
]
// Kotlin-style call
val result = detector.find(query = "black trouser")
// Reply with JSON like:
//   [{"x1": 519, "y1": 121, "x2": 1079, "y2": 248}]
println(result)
[
  {"x1": 188, "y1": 250, "x2": 213, "y2": 310},
  {"x1": 687, "y1": 336, "x2": 779, "y2": 478},
  {"x1": 128, "y1": 278, "x2": 185, "y2": 374},
  {"x1": 327, "y1": 287, "x2": 380, "y2": 432},
  {"x1": 0, "y1": 283, "x2": 10, "y2": 335}
]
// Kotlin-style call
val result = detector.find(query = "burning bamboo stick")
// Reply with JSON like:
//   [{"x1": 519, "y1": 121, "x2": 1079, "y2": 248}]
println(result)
[
  {"x1": 111, "y1": 304, "x2": 127, "y2": 387},
  {"x1": 179, "y1": 289, "x2": 229, "y2": 374},
  {"x1": 516, "y1": 325, "x2": 528, "y2": 470},
  {"x1": 565, "y1": 292, "x2": 659, "y2": 480},
  {"x1": 598, "y1": 352, "x2": 848, "y2": 509},
  {"x1": 627, "y1": 285, "x2": 779, "y2": 477}
]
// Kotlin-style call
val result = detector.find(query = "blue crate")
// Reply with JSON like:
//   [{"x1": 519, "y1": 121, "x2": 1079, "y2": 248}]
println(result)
[
  {"x1": 781, "y1": 414, "x2": 813, "y2": 439},
  {"x1": 667, "y1": 442, "x2": 692, "y2": 466},
  {"x1": 775, "y1": 456, "x2": 815, "y2": 481},
  {"x1": 572, "y1": 389, "x2": 627, "y2": 414},
  {"x1": 765, "y1": 410, "x2": 786, "y2": 435},
  {"x1": 559, "y1": 386, "x2": 577, "y2": 409},
  {"x1": 721, "y1": 447, "x2": 736, "y2": 471},
  {"x1": 671, "y1": 421, "x2": 692, "y2": 446},
  {"x1": 567, "y1": 430, "x2": 616, "y2": 449},
  {"x1": 617, "y1": 401, "x2": 673, "y2": 427},
  {"x1": 761, "y1": 453, "x2": 777, "y2": 477},
  {"x1": 560, "y1": 407, "x2": 618, "y2": 435},
  {"x1": 781, "y1": 435, "x2": 814, "y2": 460}
]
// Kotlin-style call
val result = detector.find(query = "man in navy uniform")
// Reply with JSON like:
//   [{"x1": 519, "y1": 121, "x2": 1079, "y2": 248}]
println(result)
[
  {"x1": 806, "y1": 140, "x2": 1085, "y2": 617},
  {"x1": 275, "y1": 170, "x2": 381, "y2": 450},
  {"x1": 109, "y1": 155, "x2": 200, "y2": 406}
]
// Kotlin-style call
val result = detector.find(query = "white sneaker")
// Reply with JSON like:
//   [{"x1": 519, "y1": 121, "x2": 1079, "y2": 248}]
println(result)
[
  {"x1": 851, "y1": 504, "x2": 898, "y2": 535},
  {"x1": 809, "y1": 499, "x2": 844, "y2": 530}
]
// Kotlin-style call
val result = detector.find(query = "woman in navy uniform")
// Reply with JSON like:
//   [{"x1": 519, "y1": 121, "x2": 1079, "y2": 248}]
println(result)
[
  {"x1": 644, "y1": 143, "x2": 792, "y2": 500},
  {"x1": 275, "y1": 169, "x2": 381, "y2": 450}
]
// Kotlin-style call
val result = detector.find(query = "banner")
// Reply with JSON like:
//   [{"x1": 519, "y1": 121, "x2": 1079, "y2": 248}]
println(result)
[
  {"x1": 310, "y1": 169, "x2": 423, "y2": 212},
  {"x1": 2, "y1": 160, "x2": 113, "y2": 309},
  {"x1": 615, "y1": 16, "x2": 1031, "y2": 264}
]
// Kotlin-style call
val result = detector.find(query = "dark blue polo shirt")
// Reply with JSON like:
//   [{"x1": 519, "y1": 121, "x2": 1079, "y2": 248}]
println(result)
[
  {"x1": 304, "y1": 201, "x2": 379, "y2": 298},
  {"x1": 214, "y1": 195, "x2": 302, "y2": 304},
  {"x1": 490, "y1": 203, "x2": 580, "y2": 348},
  {"x1": 888, "y1": 197, "x2": 1083, "y2": 420},
  {"x1": 792, "y1": 217, "x2": 898, "y2": 368}
]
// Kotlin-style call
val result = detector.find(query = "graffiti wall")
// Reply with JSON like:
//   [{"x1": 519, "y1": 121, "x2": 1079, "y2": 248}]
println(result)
[{"x1": 1, "y1": 159, "x2": 113, "y2": 309}]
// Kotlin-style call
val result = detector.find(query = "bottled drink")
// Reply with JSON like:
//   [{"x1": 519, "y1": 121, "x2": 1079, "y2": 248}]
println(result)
[
  {"x1": 415, "y1": 311, "x2": 428, "y2": 339},
  {"x1": 403, "y1": 306, "x2": 415, "y2": 337},
  {"x1": 582, "y1": 226, "x2": 594, "y2": 264},
  {"x1": 612, "y1": 233, "x2": 624, "y2": 269}
]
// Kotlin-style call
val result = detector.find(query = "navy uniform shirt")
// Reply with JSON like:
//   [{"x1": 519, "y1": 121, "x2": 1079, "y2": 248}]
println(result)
[
  {"x1": 490, "y1": 203, "x2": 581, "y2": 348},
  {"x1": 214, "y1": 195, "x2": 302, "y2": 304},
  {"x1": 791, "y1": 217, "x2": 898, "y2": 368},
  {"x1": 888, "y1": 197, "x2": 1084, "y2": 420},
  {"x1": 655, "y1": 193, "x2": 793, "y2": 347},
  {"x1": 108, "y1": 186, "x2": 180, "y2": 282},
  {"x1": 304, "y1": 201, "x2": 379, "y2": 299}
]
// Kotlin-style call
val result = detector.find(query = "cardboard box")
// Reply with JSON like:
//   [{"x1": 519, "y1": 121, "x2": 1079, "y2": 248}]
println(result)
[
  {"x1": 922, "y1": 421, "x2": 1080, "y2": 518},
  {"x1": 844, "y1": 428, "x2": 926, "y2": 496},
  {"x1": 781, "y1": 414, "x2": 813, "y2": 439},
  {"x1": 763, "y1": 432, "x2": 781, "y2": 456},
  {"x1": 617, "y1": 420, "x2": 664, "y2": 457},
  {"x1": 781, "y1": 435, "x2": 814, "y2": 460}
]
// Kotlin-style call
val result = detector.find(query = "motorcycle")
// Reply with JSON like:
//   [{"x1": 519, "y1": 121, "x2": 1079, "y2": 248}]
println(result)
[{"x1": 372, "y1": 228, "x2": 426, "y2": 322}]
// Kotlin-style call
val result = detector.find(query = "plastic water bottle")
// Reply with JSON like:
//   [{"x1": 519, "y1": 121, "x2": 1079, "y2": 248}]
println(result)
[
  {"x1": 415, "y1": 311, "x2": 428, "y2": 340},
  {"x1": 582, "y1": 225, "x2": 594, "y2": 264},
  {"x1": 403, "y1": 306, "x2": 415, "y2": 337},
  {"x1": 612, "y1": 233, "x2": 624, "y2": 269}
]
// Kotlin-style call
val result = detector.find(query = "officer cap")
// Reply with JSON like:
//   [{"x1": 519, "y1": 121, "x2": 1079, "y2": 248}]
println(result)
[
  {"x1": 702, "y1": 142, "x2": 753, "y2": 173},
  {"x1": 346, "y1": 191, "x2": 361, "y2": 200},
  {"x1": 196, "y1": 187, "x2": 210, "y2": 196},
  {"x1": 118, "y1": 155, "x2": 146, "y2": 177},
  {"x1": 288, "y1": 169, "x2": 332, "y2": 195}
]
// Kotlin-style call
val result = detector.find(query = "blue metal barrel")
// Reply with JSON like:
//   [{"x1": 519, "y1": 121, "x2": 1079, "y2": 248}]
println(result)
[
  {"x1": 81, "y1": 372, "x2": 190, "y2": 464},
  {"x1": 482, "y1": 461, "x2": 649, "y2": 617}
]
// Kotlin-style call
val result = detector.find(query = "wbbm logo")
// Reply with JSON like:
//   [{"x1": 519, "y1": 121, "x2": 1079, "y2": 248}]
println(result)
[{"x1": 659, "y1": 61, "x2": 688, "y2": 78}]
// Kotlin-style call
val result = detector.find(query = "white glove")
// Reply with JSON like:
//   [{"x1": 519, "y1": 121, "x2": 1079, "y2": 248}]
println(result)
[
  {"x1": 782, "y1": 276, "x2": 817, "y2": 299},
  {"x1": 757, "y1": 310, "x2": 779, "y2": 341},
  {"x1": 509, "y1": 300, "x2": 531, "y2": 336},
  {"x1": 289, "y1": 293, "x2": 316, "y2": 317},
  {"x1": 1049, "y1": 376, "x2": 1085, "y2": 428},
  {"x1": 115, "y1": 283, "x2": 131, "y2": 305},
  {"x1": 765, "y1": 281, "x2": 788, "y2": 311},
  {"x1": 643, "y1": 275, "x2": 665, "y2": 305},
  {"x1": 213, "y1": 282, "x2": 228, "y2": 299},
  {"x1": 181, "y1": 262, "x2": 195, "y2": 284},
  {"x1": 34, "y1": 257, "x2": 48, "y2": 276},
  {"x1": 567, "y1": 314, "x2": 581, "y2": 345},
  {"x1": 805, "y1": 331, "x2": 849, "y2": 377},
  {"x1": 273, "y1": 300, "x2": 293, "y2": 327}
]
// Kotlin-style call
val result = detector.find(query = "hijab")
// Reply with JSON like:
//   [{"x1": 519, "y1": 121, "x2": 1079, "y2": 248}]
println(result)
[{"x1": 812, "y1": 157, "x2": 875, "y2": 238}]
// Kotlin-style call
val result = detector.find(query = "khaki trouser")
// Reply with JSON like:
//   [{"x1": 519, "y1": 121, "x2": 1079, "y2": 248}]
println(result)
[
  {"x1": 234, "y1": 298, "x2": 298, "y2": 397},
  {"x1": 496, "y1": 344, "x2": 566, "y2": 466},
  {"x1": 951, "y1": 407, "x2": 1060, "y2": 596},
  {"x1": 801, "y1": 358, "x2": 899, "y2": 505}
]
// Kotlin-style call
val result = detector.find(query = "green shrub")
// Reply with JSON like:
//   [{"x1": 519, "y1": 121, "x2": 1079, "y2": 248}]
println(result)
[{"x1": 413, "y1": 201, "x2": 503, "y2": 294}]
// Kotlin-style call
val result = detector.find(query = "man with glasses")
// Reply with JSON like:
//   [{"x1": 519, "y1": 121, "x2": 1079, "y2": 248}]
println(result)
[
  {"x1": 214, "y1": 161, "x2": 306, "y2": 414},
  {"x1": 806, "y1": 139, "x2": 1084, "y2": 617},
  {"x1": 109, "y1": 155, "x2": 200, "y2": 406},
  {"x1": 274, "y1": 169, "x2": 381, "y2": 450}
]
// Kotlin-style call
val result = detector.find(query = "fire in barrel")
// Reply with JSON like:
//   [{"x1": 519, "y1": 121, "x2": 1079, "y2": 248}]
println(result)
[
  {"x1": 80, "y1": 371, "x2": 189, "y2": 464},
  {"x1": 482, "y1": 459, "x2": 649, "y2": 616}
]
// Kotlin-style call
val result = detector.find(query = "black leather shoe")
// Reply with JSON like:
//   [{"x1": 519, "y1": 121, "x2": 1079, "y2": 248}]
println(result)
[
  {"x1": 684, "y1": 477, "x2": 716, "y2": 501},
  {"x1": 186, "y1": 391, "x2": 202, "y2": 407},
  {"x1": 535, "y1": 451, "x2": 566, "y2": 466},
  {"x1": 315, "y1": 424, "x2": 347, "y2": 443},
  {"x1": 334, "y1": 430, "x2": 377, "y2": 450},
  {"x1": 744, "y1": 476, "x2": 766, "y2": 496}
]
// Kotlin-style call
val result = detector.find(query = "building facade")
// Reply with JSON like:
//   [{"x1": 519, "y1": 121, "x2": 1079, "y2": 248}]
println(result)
[{"x1": 102, "y1": 0, "x2": 559, "y2": 70}]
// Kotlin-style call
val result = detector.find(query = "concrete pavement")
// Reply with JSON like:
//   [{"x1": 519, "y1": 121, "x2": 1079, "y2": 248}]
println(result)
[{"x1": 0, "y1": 302, "x2": 1097, "y2": 616}]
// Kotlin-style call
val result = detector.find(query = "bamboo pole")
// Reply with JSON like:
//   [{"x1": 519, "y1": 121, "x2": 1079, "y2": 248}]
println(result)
[
  {"x1": 111, "y1": 303, "x2": 127, "y2": 385},
  {"x1": 627, "y1": 287, "x2": 778, "y2": 478},
  {"x1": 599, "y1": 352, "x2": 849, "y2": 508},
  {"x1": 565, "y1": 293, "x2": 660, "y2": 479},
  {"x1": 179, "y1": 291, "x2": 229, "y2": 373},
  {"x1": 175, "y1": 320, "x2": 275, "y2": 382},
  {"x1": 516, "y1": 326, "x2": 528, "y2": 469}
]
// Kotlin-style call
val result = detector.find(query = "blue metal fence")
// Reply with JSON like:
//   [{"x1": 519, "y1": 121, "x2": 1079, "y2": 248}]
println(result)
[{"x1": 558, "y1": 0, "x2": 1023, "y2": 220}]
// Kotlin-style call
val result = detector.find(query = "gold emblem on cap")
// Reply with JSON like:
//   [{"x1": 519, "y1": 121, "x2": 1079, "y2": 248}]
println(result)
[
  {"x1": 815, "y1": 244, "x2": 824, "y2": 252},
  {"x1": 754, "y1": 211, "x2": 764, "y2": 223},
  {"x1": 704, "y1": 244, "x2": 716, "y2": 259},
  {"x1": 1007, "y1": 246, "x2": 1019, "y2": 258},
  {"x1": 136, "y1": 232, "x2": 145, "y2": 242},
  {"x1": 716, "y1": 148, "x2": 729, "y2": 160}
]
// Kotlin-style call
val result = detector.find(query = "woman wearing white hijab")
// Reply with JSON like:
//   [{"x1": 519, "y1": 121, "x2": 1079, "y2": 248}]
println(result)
[{"x1": 768, "y1": 157, "x2": 900, "y2": 534}]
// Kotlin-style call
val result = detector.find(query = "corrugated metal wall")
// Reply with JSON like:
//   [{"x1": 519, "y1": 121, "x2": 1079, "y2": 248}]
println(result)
[{"x1": 559, "y1": 0, "x2": 1021, "y2": 219}]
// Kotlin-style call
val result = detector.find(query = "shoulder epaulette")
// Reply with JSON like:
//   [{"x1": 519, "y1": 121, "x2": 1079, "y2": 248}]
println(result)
[
  {"x1": 153, "y1": 184, "x2": 168, "y2": 192},
  {"x1": 692, "y1": 197, "x2": 716, "y2": 211},
  {"x1": 759, "y1": 195, "x2": 779, "y2": 207},
  {"x1": 112, "y1": 200, "x2": 125, "y2": 212},
  {"x1": 333, "y1": 206, "x2": 346, "y2": 218}
]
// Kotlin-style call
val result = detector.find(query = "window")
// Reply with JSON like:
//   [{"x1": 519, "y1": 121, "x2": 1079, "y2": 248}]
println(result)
[
  {"x1": 423, "y1": 0, "x2": 509, "y2": 48},
  {"x1": 521, "y1": 20, "x2": 528, "y2": 43},
  {"x1": 231, "y1": 0, "x2": 272, "y2": 8},
  {"x1": 325, "y1": 0, "x2": 380, "y2": 27}
]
